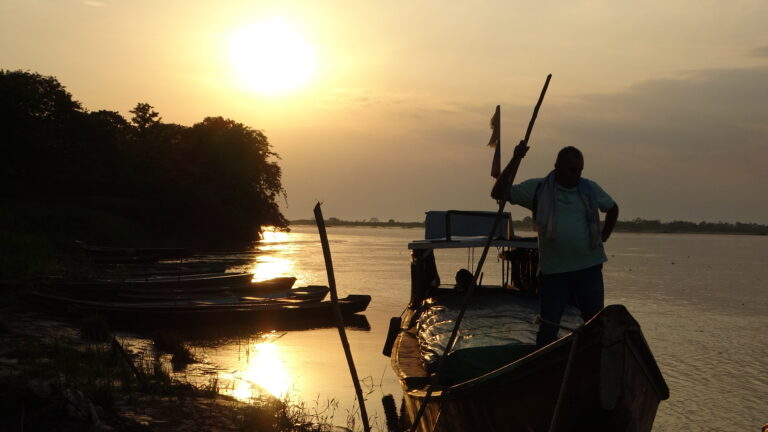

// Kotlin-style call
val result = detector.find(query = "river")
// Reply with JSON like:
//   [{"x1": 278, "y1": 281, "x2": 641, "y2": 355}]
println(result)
[{"x1": 159, "y1": 225, "x2": 767, "y2": 431}]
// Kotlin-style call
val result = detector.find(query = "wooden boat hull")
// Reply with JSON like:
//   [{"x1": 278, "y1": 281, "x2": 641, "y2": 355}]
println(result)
[
  {"x1": 39, "y1": 275, "x2": 296, "y2": 298},
  {"x1": 115, "y1": 276, "x2": 297, "y2": 296},
  {"x1": 119, "y1": 272, "x2": 258, "y2": 289},
  {"x1": 118, "y1": 284, "x2": 329, "y2": 303},
  {"x1": 76, "y1": 241, "x2": 185, "y2": 262},
  {"x1": 394, "y1": 305, "x2": 668, "y2": 432},
  {"x1": 23, "y1": 289, "x2": 370, "y2": 327},
  {"x1": 97, "y1": 263, "x2": 229, "y2": 278}
]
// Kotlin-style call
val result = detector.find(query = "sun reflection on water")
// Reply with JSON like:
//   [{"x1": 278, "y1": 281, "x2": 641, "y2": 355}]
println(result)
[
  {"x1": 251, "y1": 256, "x2": 293, "y2": 282},
  {"x1": 250, "y1": 228, "x2": 315, "y2": 286},
  {"x1": 231, "y1": 340, "x2": 292, "y2": 400},
  {"x1": 260, "y1": 228, "x2": 289, "y2": 243},
  {"x1": 251, "y1": 228, "x2": 294, "y2": 282}
]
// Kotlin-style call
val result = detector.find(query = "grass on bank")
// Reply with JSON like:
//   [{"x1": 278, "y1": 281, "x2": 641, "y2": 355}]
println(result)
[
  {"x1": 0, "y1": 304, "x2": 355, "y2": 431},
  {"x1": 0, "y1": 285, "x2": 375, "y2": 431}
]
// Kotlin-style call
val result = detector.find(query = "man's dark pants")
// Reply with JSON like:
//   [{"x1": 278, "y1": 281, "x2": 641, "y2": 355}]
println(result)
[{"x1": 536, "y1": 264, "x2": 604, "y2": 348}]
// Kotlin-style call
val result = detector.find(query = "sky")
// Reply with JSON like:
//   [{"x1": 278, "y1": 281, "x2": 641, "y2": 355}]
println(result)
[{"x1": 2, "y1": 0, "x2": 768, "y2": 223}]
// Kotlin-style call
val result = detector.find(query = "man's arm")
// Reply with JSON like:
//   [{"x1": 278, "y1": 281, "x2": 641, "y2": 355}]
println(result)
[
  {"x1": 491, "y1": 141, "x2": 529, "y2": 201},
  {"x1": 602, "y1": 203, "x2": 619, "y2": 242}
]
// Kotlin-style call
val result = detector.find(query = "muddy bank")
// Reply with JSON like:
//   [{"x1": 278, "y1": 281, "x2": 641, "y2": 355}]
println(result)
[{"x1": 0, "y1": 291, "x2": 347, "y2": 432}]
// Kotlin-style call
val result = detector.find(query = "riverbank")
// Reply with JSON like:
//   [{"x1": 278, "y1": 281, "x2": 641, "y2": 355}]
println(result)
[
  {"x1": 289, "y1": 217, "x2": 768, "y2": 236},
  {"x1": 0, "y1": 288, "x2": 348, "y2": 432},
  {"x1": 0, "y1": 196, "x2": 278, "y2": 281}
]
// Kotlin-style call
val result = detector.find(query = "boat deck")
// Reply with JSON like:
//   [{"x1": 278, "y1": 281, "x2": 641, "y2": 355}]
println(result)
[{"x1": 394, "y1": 289, "x2": 583, "y2": 389}]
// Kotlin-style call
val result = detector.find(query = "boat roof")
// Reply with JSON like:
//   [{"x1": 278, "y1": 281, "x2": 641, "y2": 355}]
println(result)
[
  {"x1": 408, "y1": 236, "x2": 538, "y2": 250},
  {"x1": 410, "y1": 210, "x2": 538, "y2": 250}
]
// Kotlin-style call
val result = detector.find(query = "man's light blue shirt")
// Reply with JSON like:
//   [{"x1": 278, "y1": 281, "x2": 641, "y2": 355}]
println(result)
[{"x1": 508, "y1": 178, "x2": 615, "y2": 275}]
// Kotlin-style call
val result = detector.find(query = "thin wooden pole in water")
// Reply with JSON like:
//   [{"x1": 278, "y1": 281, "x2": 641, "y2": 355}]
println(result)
[{"x1": 314, "y1": 202, "x2": 371, "y2": 432}]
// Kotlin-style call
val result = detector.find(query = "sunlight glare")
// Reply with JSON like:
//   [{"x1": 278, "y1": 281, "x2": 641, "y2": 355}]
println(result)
[
  {"x1": 252, "y1": 256, "x2": 293, "y2": 282},
  {"x1": 229, "y1": 18, "x2": 315, "y2": 95},
  {"x1": 249, "y1": 229, "x2": 313, "y2": 286},
  {"x1": 240, "y1": 342, "x2": 291, "y2": 398},
  {"x1": 261, "y1": 228, "x2": 289, "y2": 243}
]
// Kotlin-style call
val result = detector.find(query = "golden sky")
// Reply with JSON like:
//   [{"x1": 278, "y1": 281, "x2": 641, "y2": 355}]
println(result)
[{"x1": 2, "y1": 0, "x2": 768, "y2": 223}]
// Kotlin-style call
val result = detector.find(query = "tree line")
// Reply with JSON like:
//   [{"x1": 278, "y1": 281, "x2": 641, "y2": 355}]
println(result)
[
  {"x1": 0, "y1": 70, "x2": 287, "y2": 247},
  {"x1": 291, "y1": 217, "x2": 768, "y2": 235},
  {"x1": 612, "y1": 218, "x2": 768, "y2": 235},
  {"x1": 290, "y1": 217, "x2": 423, "y2": 228},
  {"x1": 512, "y1": 217, "x2": 767, "y2": 235}
]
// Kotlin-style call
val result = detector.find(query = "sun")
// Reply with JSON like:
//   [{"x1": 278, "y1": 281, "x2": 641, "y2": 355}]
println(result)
[{"x1": 229, "y1": 18, "x2": 315, "y2": 95}]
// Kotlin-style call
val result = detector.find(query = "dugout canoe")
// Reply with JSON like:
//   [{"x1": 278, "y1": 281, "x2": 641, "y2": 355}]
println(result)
[
  {"x1": 39, "y1": 275, "x2": 297, "y2": 298},
  {"x1": 76, "y1": 241, "x2": 186, "y2": 263},
  {"x1": 116, "y1": 284, "x2": 330, "y2": 303},
  {"x1": 23, "y1": 289, "x2": 370, "y2": 324}
]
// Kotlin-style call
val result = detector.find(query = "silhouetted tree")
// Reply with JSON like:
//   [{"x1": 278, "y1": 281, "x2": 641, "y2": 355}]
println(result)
[
  {"x1": 0, "y1": 70, "x2": 288, "y2": 247},
  {"x1": 129, "y1": 102, "x2": 161, "y2": 132},
  {"x1": 0, "y1": 70, "x2": 84, "y2": 192},
  {"x1": 165, "y1": 116, "x2": 286, "y2": 244}
]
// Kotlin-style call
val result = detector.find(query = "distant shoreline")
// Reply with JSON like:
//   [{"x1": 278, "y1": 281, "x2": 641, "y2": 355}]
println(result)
[
  {"x1": 289, "y1": 218, "x2": 768, "y2": 236},
  {"x1": 289, "y1": 219, "x2": 423, "y2": 228}
]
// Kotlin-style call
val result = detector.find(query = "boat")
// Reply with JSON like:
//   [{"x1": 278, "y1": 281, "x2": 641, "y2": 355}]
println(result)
[
  {"x1": 23, "y1": 288, "x2": 370, "y2": 327},
  {"x1": 119, "y1": 272, "x2": 259, "y2": 289},
  {"x1": 384, "y1": 210, "x2": 669, "y2": 431},
  {"x1": 118, "y1": 284, "x2": 330, "y2": 303},
  {"x1": 38, "y1": 275, "x2": 297, "y2": 299},
  {"x1": 96, "y1": 262, "x2": 229, "y2": 278},
  {"x1": 76, "y1": 241, "x2": 186, "y2": 263}
]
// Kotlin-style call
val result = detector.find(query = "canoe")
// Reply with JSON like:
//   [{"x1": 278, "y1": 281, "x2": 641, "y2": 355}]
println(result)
[
  {"x1": 39, "y1": 275, "x2": 297, "y2": 298},
  {"x1": 118, "y1": 284, "x2": 330, "y2": 303},
  {"x1": 75, "y1": 241, "x2": 186, "y2": 263},
  {"x1": 23, "y1": 289, "x2": 370, "y2": 324},
  {"x1": 120, "y1": 272, "x2": 258, "y2": 289},
  {"x1": 385, "y1": 211, "x2": 669, "y2": 431},
  {"x1": 96, "y1": 263, "x2": 229, "y2": 278},
  {"x1": 76, "y1": 242, "x2": 185, "y2": 257}
]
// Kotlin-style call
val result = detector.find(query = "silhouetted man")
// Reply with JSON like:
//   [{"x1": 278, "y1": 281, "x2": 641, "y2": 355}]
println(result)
[{"x1": 491, "y1": 142, "x2": 619, "y2": 347}]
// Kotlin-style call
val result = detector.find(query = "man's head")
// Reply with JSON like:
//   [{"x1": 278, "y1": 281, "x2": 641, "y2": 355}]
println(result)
[{"x1": 554, "y1": 146, "x2": 584, "y2": 188}]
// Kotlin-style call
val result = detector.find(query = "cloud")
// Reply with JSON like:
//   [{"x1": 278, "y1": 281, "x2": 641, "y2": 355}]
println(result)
[
  {"x1": 749, "y1": 45, "x2": 768, "y2": 58},
  {"x1": 281, "y1": 66, "x2": 768, "y2": 223},
  {"x1": 540, "y1": 66, "x2": 768, "y2": 223},
  {"x1": 313, "y1": 87, "x2": 482, "y2": 119}
]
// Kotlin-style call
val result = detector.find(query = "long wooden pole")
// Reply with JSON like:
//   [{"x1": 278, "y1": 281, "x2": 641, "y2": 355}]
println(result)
[
  {"x1": 313, "y1": 203, "x2": 371, "y2": 432},
  {"x1": 469, "y1": 73, "x2": 551, "y2": 297},
  {"x1": 409, "y1": 74, "x2": 552, "y2": 432}
]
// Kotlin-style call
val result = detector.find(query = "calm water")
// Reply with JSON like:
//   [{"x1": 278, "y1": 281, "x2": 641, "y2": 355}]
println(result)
[{"x1": 166, "y1": 226, "x2": 767, "y2": 431}]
